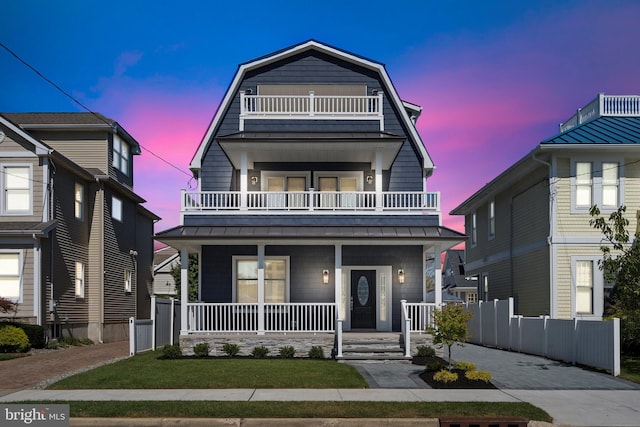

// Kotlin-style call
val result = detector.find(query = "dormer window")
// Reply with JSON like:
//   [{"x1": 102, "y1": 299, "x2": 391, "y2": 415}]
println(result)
[{"x1": 113, "y1": 136, "x2": 130, "y2": 175}]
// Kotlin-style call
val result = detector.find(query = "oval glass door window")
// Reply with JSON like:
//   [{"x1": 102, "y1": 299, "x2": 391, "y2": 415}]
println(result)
[{"x1": 357, "y1": 276, "x2": 369, "y2": 305}]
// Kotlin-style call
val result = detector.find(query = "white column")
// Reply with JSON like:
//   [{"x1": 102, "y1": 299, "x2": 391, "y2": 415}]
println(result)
[
  {"x1": 240, "y1": 152, "x2": 248, "y2": 210},
  {"x1": 180, "y1": 248, "x2": 189, "y2": 335},
  {"x1": 375, "y1": 151, "x2": 383, "y2": 211},
  {"x1": 33, "y1": 239, "x2": 41, "y2": 324},
  {"x1": 257, "y1": 244, "x2": 265, "y2": 335},
  {"x1": 434, "y1": 247, "x2": 443, "y2": 308},
  {"x1": 334, "y1": 244, "x2": 343, "y2": 319}
]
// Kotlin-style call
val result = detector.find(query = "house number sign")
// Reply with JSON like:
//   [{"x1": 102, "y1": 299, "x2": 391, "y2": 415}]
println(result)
[{"x1": 357, "y1": 276, "x2": 369, "y2": 305}]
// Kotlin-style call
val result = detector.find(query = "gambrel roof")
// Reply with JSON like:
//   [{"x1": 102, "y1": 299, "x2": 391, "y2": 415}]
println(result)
[{"x1": 189, "y1": 40, "x2": 434, "y2": 174}]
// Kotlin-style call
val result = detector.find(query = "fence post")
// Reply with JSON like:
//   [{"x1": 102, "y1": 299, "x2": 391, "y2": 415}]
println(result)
[
  {"x1": 542, "y1": 315, "x2": 549, "y2": 357},
  {"x1": 129, "y1": 317, "x2": 135, "y2": 356},
  {"x1": 150, "y1": 295, "x2": 156, "y2": 350},
  {"x1": 336, "y1": 318, "x2": 343, "y2": 358},
  {"x1": 170, "y1": 297, "x2": 175, "y2": 345},
  {"x1": 612, "y1": 318, "x2": 621, "y2": 376}
]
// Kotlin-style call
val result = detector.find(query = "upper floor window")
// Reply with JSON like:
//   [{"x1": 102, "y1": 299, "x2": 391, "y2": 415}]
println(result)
[
  {"x1": 470, "y1": 212, "x2": 477, "y2": 247},
  {"x1": 2, "y1": 165, "x2": 31, "y2": 215},
  {"x1": 113, "y1": 137, "x2": 130, "y2": 175},
  {"x1": 75, "y1": 261, "x2": 85, "y2": 298},
  {"x1": 112, "y1": 196, "x2": 123, "y2": 222},
  {"x1": 0, "y1": 252, "x2": 21, "y2": 302},
  {"x1": 572, "y1": 160, "x2": 621, "y2": 212},
  {"x1": 75, "y1": 182, "x2": 84, "y2": 221},
  {"x1": 488, "y1": 201, "x2": 495, "y2": 239}
]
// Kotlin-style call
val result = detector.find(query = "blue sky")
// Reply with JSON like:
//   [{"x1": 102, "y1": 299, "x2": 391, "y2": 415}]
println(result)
[{"x1": 2, "y1": 0, "x2": 640, "y2": 233}]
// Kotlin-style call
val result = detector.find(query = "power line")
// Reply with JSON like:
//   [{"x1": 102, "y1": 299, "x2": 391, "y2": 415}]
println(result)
[{"x1": 0, "y1": 41, "x2": 194, "y2": 181}]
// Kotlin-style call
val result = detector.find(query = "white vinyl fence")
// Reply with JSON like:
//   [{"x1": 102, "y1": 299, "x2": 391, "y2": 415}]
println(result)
[
  {"x1": 129, "y1": 297, "x2": 181, "y2": 355},
  {"x1": 467, "y1": 298, "x2": 620, "y2": 376}
]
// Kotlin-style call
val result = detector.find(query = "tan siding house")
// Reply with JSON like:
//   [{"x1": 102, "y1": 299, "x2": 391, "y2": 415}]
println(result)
[
  {"x1": 452, "y1": 94, "x2": 640, "y2": 320},
  {"x1": 0, "y1": 113, "x2": 158, "y2": 343}
]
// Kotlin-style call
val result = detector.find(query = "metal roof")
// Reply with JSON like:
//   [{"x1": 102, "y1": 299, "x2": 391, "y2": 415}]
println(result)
[{"x1": 544, "y1": 117, "x2": 640, "y2": 144}]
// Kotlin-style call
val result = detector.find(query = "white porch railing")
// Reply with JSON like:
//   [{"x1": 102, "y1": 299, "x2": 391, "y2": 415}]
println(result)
[
  {"x1": 560, "y1": 94, "x2": 640, "y2": 132},
  {"x1": 187, "y1": 302, "x2": 336, "y2": 334},
  {"x1": 401, "y1": 300, "x2": 437, "y2": 357},
  {"x1": 182, "y1": 190, "x2": 440, "y2": 214}
]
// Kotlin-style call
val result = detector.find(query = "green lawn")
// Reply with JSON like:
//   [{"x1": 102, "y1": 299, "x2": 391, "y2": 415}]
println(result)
[
  {"x1": 25, "y1": 401, "x2": 553, "y2": 422},
  {"x1": 48, "y1": 351, "x2": 368, "y2": 389},
  {"x1": 620, "y1": 356, "x2": 640, "y2": 383}
]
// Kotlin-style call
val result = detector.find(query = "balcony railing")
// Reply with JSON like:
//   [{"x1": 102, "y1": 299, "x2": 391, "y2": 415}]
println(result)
[
  {"x1": 239, "y1": 91, "x2": 385, "y2": 130},
  {"x1": 560, "y1": 94, "x2": 640, "y2": 132},
  {"x1": 182, "y1": 190, "x2": 440, "y2": 214},
  {"x1": 187, "y1": 302, "x2": 336, "y2": 334}
]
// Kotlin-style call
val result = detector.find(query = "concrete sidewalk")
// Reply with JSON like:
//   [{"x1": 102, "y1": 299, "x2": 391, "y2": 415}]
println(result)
[{"x1": 2, "y1": 388, "x2": 640, "y2": 426}]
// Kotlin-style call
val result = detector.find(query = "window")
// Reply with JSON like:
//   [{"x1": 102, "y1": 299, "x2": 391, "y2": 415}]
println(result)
[
  {"x1": 470, "y1": 212, "x2": 477, "y2": 246},
  {"x1": 2, "y1": 165, "x2": 31, "y2": 214},
  {"x1": 467, "y1": 292, "x2": 478, "y2": 304},
  {"x1": 0, "y1": 252, "x2": 21, "y2": 302},
  {"x1": 488, "y1": 201, "x2": 495, "y2": 239},
  {"x1": 575, "y1": 260, "x2": 593, "y2": 314},
  {"x1": 234, "y1": 257, "x2": 288, "y2": 303},
  {"x1": 75, "y1": 183, "x2": 84, "y2": 220},
  {"x1": 113, "y1": 136, "x2": 130, "y2": 175},
  {"x1": 75, "y1": 262, "x2": 85, "y2": 298},
  {"x1": 124, "y1": 270, "x2": 132, "y2": 293},
  {"x1": 573, "y1": 160, "x2": 622, "y2": 211},
  {"x1": 112, "y1": 196, "x2": 122, "y2": 221}
]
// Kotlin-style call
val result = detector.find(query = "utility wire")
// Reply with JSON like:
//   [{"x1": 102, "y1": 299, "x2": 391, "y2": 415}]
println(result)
[{"x1": 0, "y1": 41, "x2": 194, "y2": 181}]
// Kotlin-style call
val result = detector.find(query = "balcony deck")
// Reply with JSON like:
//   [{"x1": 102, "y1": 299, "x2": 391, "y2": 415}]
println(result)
[{"x1": 182, "y1": 190, "x2": 440, "y2": 215}]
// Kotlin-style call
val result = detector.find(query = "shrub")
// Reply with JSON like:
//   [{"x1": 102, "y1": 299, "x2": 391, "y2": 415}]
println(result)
[
  {"x1": 222, "y1": 343, "x2": 240, "y2": 357},
  {"x1": 279, "y1": 345, "x2": 296, "y2": 358},
  {"x1": 433, "y1": 369, "x2": 458, "y2": 383},
  {"x1": 0, "y1": 325, "x2": 30, "y2": 353},
  {"x1": 60, "y1": 336, "x2": 93, "y2": 346},
  {"x1": 193, "y1": 342, "x2": 210, "y2": 357},
  {"x1": 251, "y1": 345, "x2": 270, "y2": 358},
  {"x1": 424, "y1": 361, "x2": 446, "y2": 372},
  {"x1": 454, "y1": 361, "x2": 477, "y2": 371},
  {"x1": 2, "y1": 322, "x2": 46, "y2": 349},
  {"x1": 161, "y1": 344, "x2": 182, "y2": 359},
  {"x1": 465, "y1": 369, "x2": 492, "y2": 383},
  {"x1": 415, "y1": 345, "x2": 436, "y2": 357},
  {"x1": 308, "y1": 346, "x2": 324, "y2": 359}
]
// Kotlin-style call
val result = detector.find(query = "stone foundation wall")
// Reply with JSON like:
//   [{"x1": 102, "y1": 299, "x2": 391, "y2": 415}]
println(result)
[{"x1": 180, "y1": 333, "x2": 336, "y2": 358}]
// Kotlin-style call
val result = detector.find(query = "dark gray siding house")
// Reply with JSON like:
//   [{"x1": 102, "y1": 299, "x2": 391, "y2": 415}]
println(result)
[{"x1": 156, "y1": 41, "x2": 464, "y2": 353}]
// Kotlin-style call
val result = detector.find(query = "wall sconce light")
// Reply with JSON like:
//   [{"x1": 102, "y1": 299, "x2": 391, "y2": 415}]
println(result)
[
  {"x1": 322, "y1": 269, "x2": 330, "y2": 284},
  {"x1": 366, "y1": 175, "x2": 374, "y2": 184},
  {"x1": 251, "y1": 176, "x2": 259, "y2": 185},
  {"x1": 397, "y1": 269, "x2": 405, "y2": 284}
]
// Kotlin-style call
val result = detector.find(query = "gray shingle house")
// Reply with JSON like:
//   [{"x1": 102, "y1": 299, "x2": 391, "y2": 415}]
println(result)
[
  {"x1": 0, "y1": 113, "x2": 158, "y2": 342},
  {"x1": 156, "y1": 41, "x2": 464, "y2": 349},
  {"x1": 451, "y1": 94, "x2": 640, "y2": 320}
]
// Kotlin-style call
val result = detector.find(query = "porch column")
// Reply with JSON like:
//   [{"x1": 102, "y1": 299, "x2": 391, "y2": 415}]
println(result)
[
  {"x1": 240, "y1": 152, "x2": 248, "y2": 210},
  {"x1": 434, "y1": 247, "x2": 443, "y2": 308},
  {"x1": 257, "y1": 244, "x2": 265, "y2": 335},
  {"x1": 334, "y1": 244, "x2": 343, "y2": 320},
  {"x1": 375, "y1": 151, "x2": 383, "y2": 211},
  {"x1": 180, "y1": 248, "x2": 189, "y2": 335}
]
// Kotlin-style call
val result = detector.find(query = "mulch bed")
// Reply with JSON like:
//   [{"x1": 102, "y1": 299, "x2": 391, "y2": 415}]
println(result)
[{"x1": 413, "y1": 356, "x2": 497, "y2": 389}]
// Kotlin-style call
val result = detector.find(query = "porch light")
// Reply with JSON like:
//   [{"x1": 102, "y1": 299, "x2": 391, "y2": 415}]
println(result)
[
  {"x1": 322, "y1": 269, "x2": 330, "y2": 284},
  {"x1": 366, "y1": 175, "x2": 373, "y2": 184},
  {"x1": 251, "y1": 176, "x2": 259, "y2": 185},
  {"x1": 397, "y1": 269, "x2": 405, "y2": 284}
]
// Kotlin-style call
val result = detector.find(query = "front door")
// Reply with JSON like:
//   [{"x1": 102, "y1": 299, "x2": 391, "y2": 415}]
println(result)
[{"x1": 351, "y1": 270, "x2": 376, "y2": 329}]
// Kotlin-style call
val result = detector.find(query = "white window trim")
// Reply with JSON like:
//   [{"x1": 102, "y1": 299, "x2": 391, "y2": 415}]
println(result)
[
  {"x1": 488, "y1": 200, "x2": 495, "y2": 240},
  {"x1": 314, "y1": 171, "x2": 363, "y2": 191},
  {"x1": 571, "y1": 159, "x2": 624, "y2": 214},
  {"x1": 259, "y1": 171, "x2": 312, "y2": 191},
  {"x1": 470, "y1": 212, "x2": 477, "y2": 247},
  {"x1": 0, "y1": 250, "x2": 23, "y2": 303},
  {"x1": 75, "y1": 261, "x2": 85, "y2": 299},
  {"x1": 231, "y1": 256, "x2": 290, "y2": 303},
  {"x1": 113, "y1": 135, "x2": 130, "y2": 176},
  {"x1": 75, "y1": 182, "x2": 84, "y2": 221},
  {"x1": 112, "y1": 196, "x2": 123, "y2": 222},
  {"x1": 1, "y1": 164, "x2": 33, "y2": 216},
  {"x1": 124, "y1": 269, "x2": 132, "y2": 293},
  {"x1": 571, "y1": 256, "x2": 604, "y2": 320}
]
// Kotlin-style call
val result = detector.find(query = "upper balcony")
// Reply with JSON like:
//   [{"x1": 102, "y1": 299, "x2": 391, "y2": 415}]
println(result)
[
  {"x1": 239, "y1": 91, "x2": 385, "y2": 131},
  {"x1": 560, "y1": 94, "x2": 640, "y2": 133},
  {"x1": 182, "y1": 189, "x2": 440, "y2": 216}
]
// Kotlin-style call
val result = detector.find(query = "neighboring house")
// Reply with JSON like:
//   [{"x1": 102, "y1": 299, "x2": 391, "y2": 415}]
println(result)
[
  {"x1": 451, "y1": 94, "x2": 640, "y2": 320},
  {"x1": 156, "y1": 40, "x2": 465, "y2": 342},
  {"x1": 442, "y1": 249, "x2": 478, "y2": 303},
  {"x1": 153, "y1": 246, "x2": 178, "y2": 296},
  {"x1": 0, "y1": 113, "x2": 158, "y2": 342}
]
